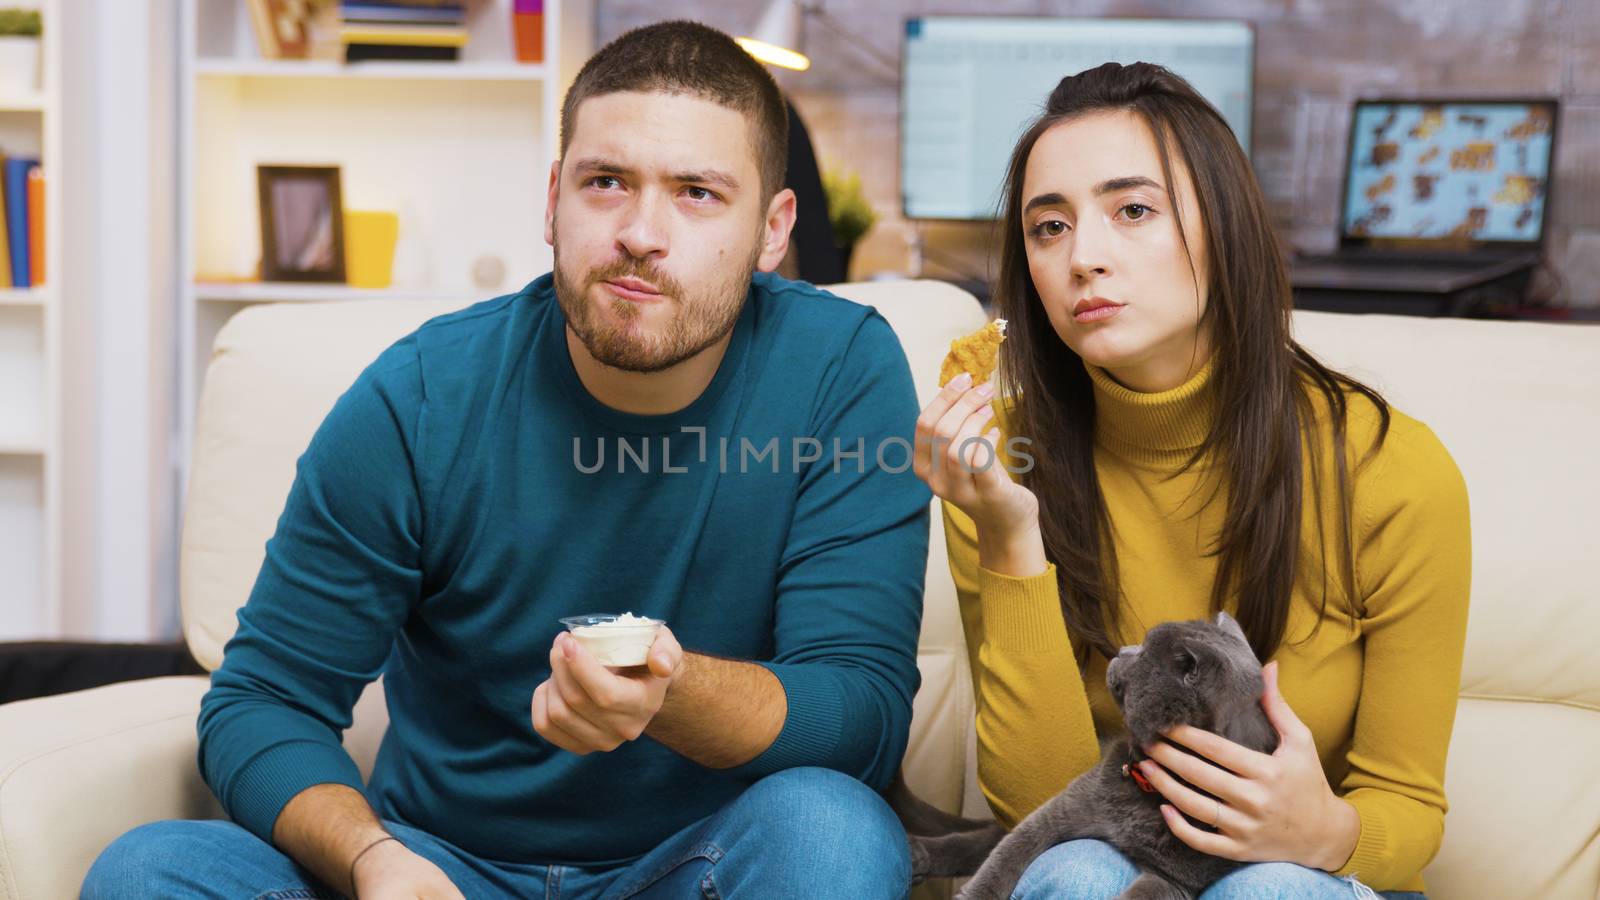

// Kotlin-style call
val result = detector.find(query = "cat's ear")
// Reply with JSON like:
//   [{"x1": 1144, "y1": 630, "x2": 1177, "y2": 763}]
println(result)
[
  {"x1": 1180, "y1": 646, "x2": 1202, "y2": 685},
  {"x1": 1215, "y1": 611, "x2": 1248, "y2": 646}
]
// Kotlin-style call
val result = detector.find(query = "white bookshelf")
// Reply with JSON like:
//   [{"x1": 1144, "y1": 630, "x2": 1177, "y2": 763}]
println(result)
[
  {"x1": 0, "y1": 94, "x2": 42, "y2": 111},
  {"x1": 193, "y1": 58, "x2": 548, "y2": 81},
  {"x1": 0, "y1": 287, "x2": 46, "y2": 306},
  {"x1": 178, "y1": 0, "x2": 591, "y2": 487},
  {"x1": 0, "y1": 0, "x2": 60, "y2": 639}
]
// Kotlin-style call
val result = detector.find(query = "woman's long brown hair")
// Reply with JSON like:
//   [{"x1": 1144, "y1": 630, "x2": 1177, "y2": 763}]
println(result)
[{"x1": 995, "y1": 63, "x2": 1391, "y2": 663}]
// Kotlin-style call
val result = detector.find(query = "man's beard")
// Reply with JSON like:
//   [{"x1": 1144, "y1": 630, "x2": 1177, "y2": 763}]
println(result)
[{"x1": 553, "y1": 229, "x2": 762, "y2": 374}]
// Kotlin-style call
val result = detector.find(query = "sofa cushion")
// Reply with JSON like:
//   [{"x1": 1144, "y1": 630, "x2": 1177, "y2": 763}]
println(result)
[
  {"x1": 1290, "y1": 310, "x2": 1600, "y2": 898},
  {"x1": 183, "y1": 298, "x2": 469, "y2": 670}
]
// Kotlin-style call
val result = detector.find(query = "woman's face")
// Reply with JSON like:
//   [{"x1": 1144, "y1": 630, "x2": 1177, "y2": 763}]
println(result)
[{"x1": 1021, "y1": 109, "x2": 1212, "y2": 392}]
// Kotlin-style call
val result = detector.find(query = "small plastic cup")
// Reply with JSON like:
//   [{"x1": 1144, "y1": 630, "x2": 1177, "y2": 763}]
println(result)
[{"x1": 558, "y1": 613, "x2": 665, "y2": 667}]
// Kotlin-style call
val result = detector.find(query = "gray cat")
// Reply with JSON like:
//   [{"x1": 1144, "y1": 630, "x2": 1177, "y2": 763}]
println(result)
[{"x1": 889, "y1": 612, "x2": 1277, "y2": 900}]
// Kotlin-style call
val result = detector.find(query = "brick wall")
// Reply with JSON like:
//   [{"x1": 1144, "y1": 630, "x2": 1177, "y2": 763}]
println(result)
[{"x1": 596, "y1": 0, "x2": 1600, "y2": 305}]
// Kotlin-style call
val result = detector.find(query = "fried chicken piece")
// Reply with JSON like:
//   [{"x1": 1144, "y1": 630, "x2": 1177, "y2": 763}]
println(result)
[{"x1": 939, "y1": 319, "x2": 1007, "y2": 388}]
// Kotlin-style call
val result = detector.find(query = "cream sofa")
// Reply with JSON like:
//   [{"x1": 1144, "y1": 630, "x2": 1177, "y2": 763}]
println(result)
[{"x1": 1, "y1": 280, "x2": 1596, "y2": 899}]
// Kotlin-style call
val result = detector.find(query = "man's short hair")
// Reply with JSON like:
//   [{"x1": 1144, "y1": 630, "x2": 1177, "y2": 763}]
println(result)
[{"x1": 560, "y1": 20, "x2": 790, "y2": 202}]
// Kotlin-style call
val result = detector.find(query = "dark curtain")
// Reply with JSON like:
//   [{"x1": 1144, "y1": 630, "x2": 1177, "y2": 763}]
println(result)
[{"x1": 784, "y1": 98, "x2": 846, "y2": 285}]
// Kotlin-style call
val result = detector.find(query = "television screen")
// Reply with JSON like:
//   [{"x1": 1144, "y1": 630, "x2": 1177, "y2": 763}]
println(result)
[{"x1": 900, "y1": 17, "x2": 1254, "y2": 221}]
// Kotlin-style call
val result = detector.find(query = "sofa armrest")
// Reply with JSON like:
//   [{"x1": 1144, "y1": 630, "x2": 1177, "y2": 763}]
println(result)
[{"x1": 0, "y1": 675, "x2": 218, "y2": 900}]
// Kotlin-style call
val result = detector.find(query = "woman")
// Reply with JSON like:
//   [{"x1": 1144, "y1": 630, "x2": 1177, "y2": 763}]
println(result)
[{"x1": 912, "y1": 62, "x2": 1468, "y2": 899}]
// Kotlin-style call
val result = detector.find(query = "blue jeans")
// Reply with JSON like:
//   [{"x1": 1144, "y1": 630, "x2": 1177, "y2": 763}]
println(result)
[
  {"x1": 1012, "y1": 839, "x2": 1427, "y2": 900},
  {"x1": 81, "y1": 767, "x2": 909, "y2": 899}
]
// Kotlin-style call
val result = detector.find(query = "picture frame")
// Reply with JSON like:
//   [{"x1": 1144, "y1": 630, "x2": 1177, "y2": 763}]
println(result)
[
  {"x1": 245, "y1": 0, "x2": 313, "y2": 60},
  {"x1": 257, "y1": 164, "x2": 346, "y2": 283}
]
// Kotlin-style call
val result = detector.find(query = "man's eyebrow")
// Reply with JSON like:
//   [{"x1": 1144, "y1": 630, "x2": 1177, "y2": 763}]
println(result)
[
  {"x1": 670, "y1": 169, "x2": 741, "y2": 191},
  {"x1": 570, "y1": 158, "x2": 632, "y2": 176},
  {"x1": 569, "y1": 158, "x2": 740, "y2": 192},
  {"x1": 1023, "y1": 177, "x2": 1166, "y2": 214}
]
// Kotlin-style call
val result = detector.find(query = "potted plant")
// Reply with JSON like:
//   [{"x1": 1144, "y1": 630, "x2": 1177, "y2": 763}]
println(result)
[
  {"x1": 823, "y1": 165, "x2": 877, "y2": 278},
  {"x1": 0, "y1": 8, "x2": 40, "y2": 95}
]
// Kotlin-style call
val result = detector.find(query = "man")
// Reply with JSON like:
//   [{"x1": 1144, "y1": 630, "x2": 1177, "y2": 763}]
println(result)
[{"x1": 83, "y1": 21, "x2": 927, "y2": 899}]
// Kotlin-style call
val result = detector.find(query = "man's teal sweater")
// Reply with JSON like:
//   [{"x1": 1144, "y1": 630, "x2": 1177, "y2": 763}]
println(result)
[{"x1": 196, "y1": 272, "x2": 930, "y2": 867}]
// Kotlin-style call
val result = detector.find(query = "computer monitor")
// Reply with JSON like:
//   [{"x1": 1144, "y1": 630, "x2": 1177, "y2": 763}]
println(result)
[
  {"x1": 1339, "y1": 99, "x2": 1558, "y2": 249},
  {"x1": 900, "y1": 16, "x2": 1255, "y2": 221}
]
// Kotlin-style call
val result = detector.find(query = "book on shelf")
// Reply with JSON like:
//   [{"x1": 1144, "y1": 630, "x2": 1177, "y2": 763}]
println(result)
[
  {"x1": 0, "y1": 154, "x2": 11, "y2": 289},
  {"x1": 342, "y1": 2, "x2": 465, "y2": 25},
  {"x1": 3, "y1": 157, "x2": 36, "y2": 288},
  {"x1": 345, "y1": 43, "x2": 459, "y2": 62},
  {"x1": 27, "y1": 165, "x2": 43, "y2": 288},
  {"x1": 339, "y1": 24, "x2": 469, "y2": 47},
  {"x1": 343, "y1": 0, "x2": 464, "y2": 6},
  {"x1": 339, "y1": 0, "x2": 468, "y2": 63}
]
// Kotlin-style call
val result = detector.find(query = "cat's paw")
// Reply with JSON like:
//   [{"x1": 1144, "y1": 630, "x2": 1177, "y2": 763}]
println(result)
[{"x1": 907, "y1": 838, "x2": 933, "y2": 885}]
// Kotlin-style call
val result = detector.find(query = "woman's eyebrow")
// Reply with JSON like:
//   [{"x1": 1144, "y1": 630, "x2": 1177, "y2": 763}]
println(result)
[
  {"x1": 1023, "y1": 192, "x2": 1067, "y2": 214},
  {"x1": 1094, "y1": 175, "x2": 1163, "y2": 196},
  {"x1": 1023, "y1": 175, "x2": 1165, "y2": 214}
]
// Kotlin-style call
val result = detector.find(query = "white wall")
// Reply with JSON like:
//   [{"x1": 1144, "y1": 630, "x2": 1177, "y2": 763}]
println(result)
[{"x1": 58, "y1": 0, "x2": 180, "y2": 641}]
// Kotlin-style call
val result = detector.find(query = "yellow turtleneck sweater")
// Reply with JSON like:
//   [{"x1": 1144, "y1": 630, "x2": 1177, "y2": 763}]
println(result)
[{"x1": 944, "y1": 356, "x2": 1470, "y2": 893}]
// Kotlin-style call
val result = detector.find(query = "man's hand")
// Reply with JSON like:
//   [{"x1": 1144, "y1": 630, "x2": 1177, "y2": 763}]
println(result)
[
  {"x1": 351, "y1": 838, "x2": 466, "y2": 899},
  {"x1": 531, "y1": 625, "x2": 685, "y2": 754}
]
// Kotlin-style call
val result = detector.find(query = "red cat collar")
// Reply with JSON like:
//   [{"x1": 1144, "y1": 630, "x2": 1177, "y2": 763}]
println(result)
[{"x1": 1121, "y1": 761, "x2": 1156, "y2": 793}]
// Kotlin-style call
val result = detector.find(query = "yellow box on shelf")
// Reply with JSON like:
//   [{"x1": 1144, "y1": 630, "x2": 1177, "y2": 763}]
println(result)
[{"x1": 343, "y1": 210, "x2": 399, "y2": 289}]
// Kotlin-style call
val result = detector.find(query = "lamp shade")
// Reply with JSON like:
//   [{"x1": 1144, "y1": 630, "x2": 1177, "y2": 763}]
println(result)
[{"x1": 736, "y1": 0, "x2": 810, "y2": 71}]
